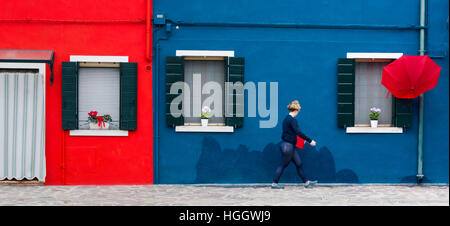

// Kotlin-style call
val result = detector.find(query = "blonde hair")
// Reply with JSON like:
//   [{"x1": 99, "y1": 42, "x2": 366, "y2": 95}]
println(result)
[{"x1": 287, "y1": 100, "x2": 301, "y2": 112}]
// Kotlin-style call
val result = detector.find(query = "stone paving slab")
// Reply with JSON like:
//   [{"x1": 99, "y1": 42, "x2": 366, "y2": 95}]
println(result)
[{"x1": 0, "y1": 184, "x2": 448, "y2": 206}]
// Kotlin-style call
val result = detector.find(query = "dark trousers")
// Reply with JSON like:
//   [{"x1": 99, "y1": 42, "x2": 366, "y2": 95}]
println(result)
[{"x1": 273, "y1": 141, "x2": 307, "y2": 183}]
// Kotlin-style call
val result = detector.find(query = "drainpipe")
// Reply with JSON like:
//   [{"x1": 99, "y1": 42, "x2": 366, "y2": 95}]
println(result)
[
  {"x1": 152, "y1": 19, "x2": 169, "y2": 184},
  {"x1": 169, "y1": 20, "x2": 426, "y2": 30},
  {"x1": 146, "y1": 0, "x2": 152, "y2": 62},
  {"x1": 61, "y1": 130, "x2": 66, "y2": 185},
  {"x1": 153, "y1": 41, "x2": 160, "y2": 184},
  {"x1": 417, "y1": 0, "x2": 426, "y2": 183},
  {"x1": 153, "y1": 24, "x2": 162, "y2": 184}
]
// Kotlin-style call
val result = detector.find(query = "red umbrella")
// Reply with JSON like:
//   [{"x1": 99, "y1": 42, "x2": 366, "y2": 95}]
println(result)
[{"x1": 382, "y1": 55, "x2": 441, "y2": 99}]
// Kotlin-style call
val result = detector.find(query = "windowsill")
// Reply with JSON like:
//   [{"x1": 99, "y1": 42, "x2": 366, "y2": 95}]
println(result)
[
  {"x1": 69, "y1": 130, "x2": 129, "y2": 136},
  {"x1": 346, "y1": 127, "x2": 403, "y2": 134},
  {"x1": 175, "y1": 126, "x2": 234, "y2": 133}
]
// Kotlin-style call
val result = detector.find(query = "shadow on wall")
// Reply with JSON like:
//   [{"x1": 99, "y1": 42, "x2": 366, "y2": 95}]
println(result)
[{"x1": 195, "y1": 136, "x2": 359, "y2": 184}]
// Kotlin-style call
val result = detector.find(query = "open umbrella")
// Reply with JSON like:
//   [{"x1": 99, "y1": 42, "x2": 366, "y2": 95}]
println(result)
[{"x1": 382, "y1": 55, "x2": 441, "y2": 99}]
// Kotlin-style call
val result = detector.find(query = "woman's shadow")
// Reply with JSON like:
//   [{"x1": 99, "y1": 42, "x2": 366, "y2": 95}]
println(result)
[{"x1": 194, "y1": 136, "x2": 359, "y2": 184}]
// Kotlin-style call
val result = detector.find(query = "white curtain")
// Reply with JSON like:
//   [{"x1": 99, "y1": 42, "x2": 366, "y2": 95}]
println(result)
[
  {"x1": 184, "y1": 60, "x2": 225, "y2": 124},
  {"x1": 355, "y1": 62, "x2": 392, "y2": 125},
  {"x1": 0, "y1": 70, "x2": 46, "y2": 181}
]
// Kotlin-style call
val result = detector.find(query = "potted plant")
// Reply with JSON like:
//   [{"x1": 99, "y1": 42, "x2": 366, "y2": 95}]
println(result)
[
  {"x1": 200, "y1": 106, "x2": 211, "y2": 127},
  {"x1": 369, "y1": 107, "x2": 381, "y2": 128},
  {"x1": 88, "y1": 111, "x2": 112, "y2": 130}
]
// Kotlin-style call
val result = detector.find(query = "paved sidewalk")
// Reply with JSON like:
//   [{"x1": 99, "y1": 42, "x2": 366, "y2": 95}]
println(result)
[{"x1": 0, "y1": 184, "x2": 448, "y2": 206}]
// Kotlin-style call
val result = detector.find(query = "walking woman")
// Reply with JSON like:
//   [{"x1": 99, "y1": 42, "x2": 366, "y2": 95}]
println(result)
[{"x1": 272, "y1": 100, "x2": 318, "y2": 189}]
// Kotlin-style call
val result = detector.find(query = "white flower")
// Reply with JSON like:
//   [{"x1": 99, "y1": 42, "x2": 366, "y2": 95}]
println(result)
[
  {"x1": 202, "y1": 106, "x2": 211, "y2": 114},
  {"x1": 370, "y1": 107, "x2": 381, "y2": 113}
]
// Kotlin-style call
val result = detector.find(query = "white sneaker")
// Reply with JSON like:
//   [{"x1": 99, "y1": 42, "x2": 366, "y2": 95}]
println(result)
[{"x1": 304, "y1": 180, "x2": 317, "y2": 188}]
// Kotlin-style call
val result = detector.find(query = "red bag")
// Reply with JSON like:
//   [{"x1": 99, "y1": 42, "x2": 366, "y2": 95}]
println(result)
[{"x1": 296, "y1": 136, "x2": 305, "y2": 149}]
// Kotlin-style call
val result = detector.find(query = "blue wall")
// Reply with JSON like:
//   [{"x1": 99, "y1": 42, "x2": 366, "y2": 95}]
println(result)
[{"x1": 153, "y1": 0, "x2": 449, "y2": 184}]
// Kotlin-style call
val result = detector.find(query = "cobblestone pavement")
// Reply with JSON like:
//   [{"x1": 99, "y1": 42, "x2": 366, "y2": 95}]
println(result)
[{"x1": 0, "y1": 184, "x2": 448, "y2": 206}]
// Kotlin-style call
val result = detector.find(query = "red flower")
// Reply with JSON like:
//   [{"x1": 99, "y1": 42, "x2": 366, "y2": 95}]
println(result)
[{"x1": 88, "y1": 111, "x2": 98, "y2": 117}]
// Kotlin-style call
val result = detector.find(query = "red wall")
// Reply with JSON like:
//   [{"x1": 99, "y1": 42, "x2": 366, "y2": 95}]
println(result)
[{"x1": 0, "y1": 0, "x2": 153, "y2": 185}]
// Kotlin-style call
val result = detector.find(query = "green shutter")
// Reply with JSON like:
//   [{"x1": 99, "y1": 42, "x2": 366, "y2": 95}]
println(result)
[
  {"x1": 392, "y1": 96, "x2": 412, "y2": 128},
  {"x1": 120, "y1": 62, "x2": 138, "y2": 130},
  {"x1": 225, "y1": 57, "x2": 245, "y2": 128},
  {"x1": 166, "y1": 56, "x2": 184, "y2": 127},
  {"x1": 337, "y1": 58, "x2": 355, "y2": 128},
  {"x1": 61, "y1": 61, "x2": 78, "y2": 130}
]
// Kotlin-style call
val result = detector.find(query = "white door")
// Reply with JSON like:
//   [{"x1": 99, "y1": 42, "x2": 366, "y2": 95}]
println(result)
[{"x1": 0, "y1": 69, "x2": 46, "y2": 181}]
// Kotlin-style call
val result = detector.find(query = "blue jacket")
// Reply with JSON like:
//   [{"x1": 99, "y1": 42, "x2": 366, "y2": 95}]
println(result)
[{"x1": 281, "y1": 114, "x2": 312, "y2": 145}]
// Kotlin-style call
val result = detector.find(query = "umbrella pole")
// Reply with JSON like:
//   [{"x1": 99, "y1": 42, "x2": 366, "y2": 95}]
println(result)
[{"x1": 416, "y1": 0, "x2": 426, "y2": 183}]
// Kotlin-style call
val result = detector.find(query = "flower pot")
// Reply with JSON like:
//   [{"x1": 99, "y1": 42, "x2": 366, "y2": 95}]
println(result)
[
  {"x1": 201, "y1": 119, "x2": 208, "y2": 127},
  {"x1": 89, "y1": 122, "x2": 110, "y2": 130},
  {"x1": 370, "y1": 120, "x2": 378, "y2": 128}
]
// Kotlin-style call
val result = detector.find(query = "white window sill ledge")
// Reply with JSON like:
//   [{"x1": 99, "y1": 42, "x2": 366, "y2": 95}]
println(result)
[
  {"x1": 346, "y1": 127, "x2": 403, "y2": 134},
  {"x1": 175, "y1": 126, "x2": 234, "y2": 133},
  {"x1": 69, "y1": 130, "x2": 129, "y2": 136}
]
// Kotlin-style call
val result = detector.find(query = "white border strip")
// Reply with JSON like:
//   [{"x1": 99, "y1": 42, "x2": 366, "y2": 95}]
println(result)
[
  {"x1": 346, "y1": 127, "x2": 403, "y2": 134},
  {"x1": 0, "y1": 62, "x2": 46, "y2": 72},
  {"x1": 70, "y1": 130, "x2": 129, "y2": 136},
  {"x1": 175, "y1": 126, "x2": 234, "y2": 133},
  {"x1": 70, "y1": 55, "x2": 129, "y2": 63},
  {"x1": 346, "y1": 52, "x2": 403, "y2": 59},
  {"x1": 176, "y1": 50, "x2": 235, "y2": 57}
]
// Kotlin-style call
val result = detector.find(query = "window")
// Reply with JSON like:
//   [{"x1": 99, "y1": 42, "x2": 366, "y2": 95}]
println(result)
[
  {"x1": 61, "y1": 56, "x2": 137, "y2": 135},
  {"x1": 184, "y1": 60, "x2": 225, "y2": 125},
  {"x1": 355, "y1": 61, "x2": 392, "y2": 126},
  {"x1": 165, "y1": 52, "x2": 244, "y2": 132},
  {"x1": 337, "y1": 53, "x2": 412, "y2": 133},
  {"x1": 78, "y1": 67, "x2": 120, "y2": 129}
]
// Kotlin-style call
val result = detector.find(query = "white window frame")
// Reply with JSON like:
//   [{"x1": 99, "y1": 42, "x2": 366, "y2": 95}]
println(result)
[
  {"x1": 176, "y1": 50, "x2": 235, "y2": 57},
  {"x1": 175, "y1": 126, "x2": 234, "y2": 133},
  {"x1": 174, "y1": 50, "x2": 235, "y2": 133},
  {"x1": 345, "y1": 52, "x2": 404, "y2": 134},
  {"x1": 70, "y1": 55, "x2": 128, "y2": 63},
  {"x1": 347, "y1": 52, "x2": 403, "y2": 59},
  {"x1": 69, "y1": 55, "x2": 129, "y2": 137},
  {"x1": 0, "y1": 62, "x2": 46, "y2": 74}
]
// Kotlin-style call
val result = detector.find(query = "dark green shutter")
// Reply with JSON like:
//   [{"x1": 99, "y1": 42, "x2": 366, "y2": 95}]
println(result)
[
  {"x1": 392, "y1": 96, "x2": 412, "y2": 128},
  {"x1": 337, "y1": 58, "x2": 355, "y2": 128},
  {"x1": 225, "y1": 57, "x2": 245, "y2": 128},
  {"x1": 61, "y1": 61, "x2": 78, "y2": 130},
  {"x1": 120, "y1": 62, "x2": 138, "y2": 130},
  {"x1": 166, "y1": 56, "x2": 184, "y2": 127}
]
